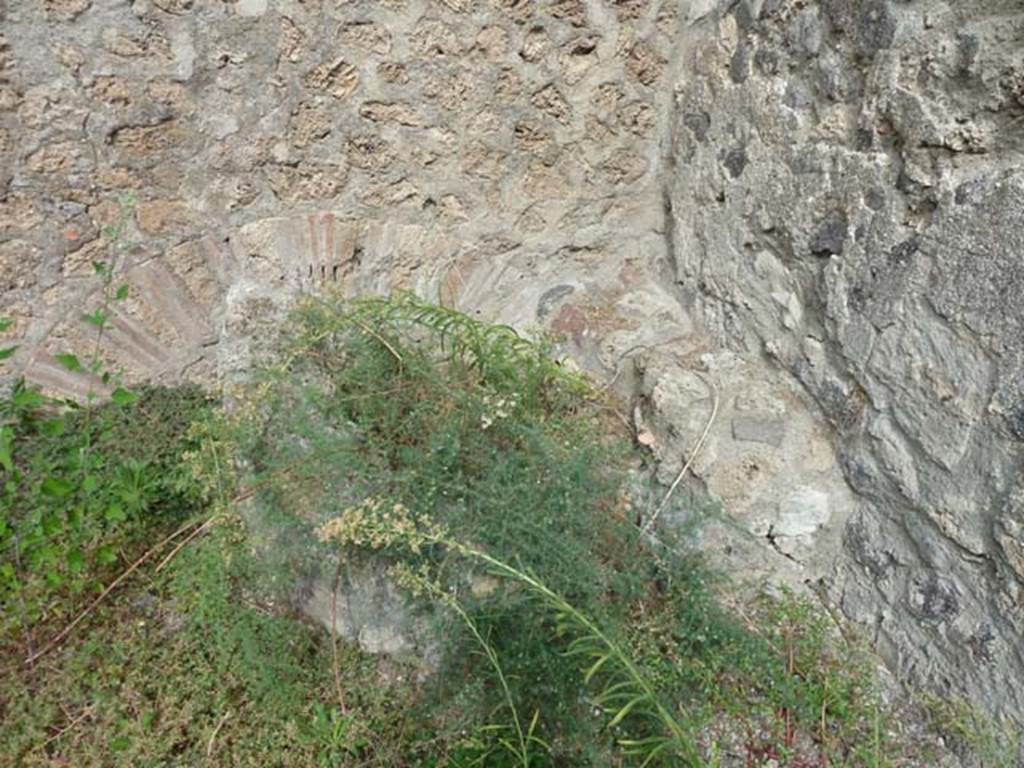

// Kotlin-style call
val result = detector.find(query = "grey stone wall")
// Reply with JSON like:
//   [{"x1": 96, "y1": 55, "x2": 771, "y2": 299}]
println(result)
[
  {"x1": 2, "y1": 0, "x2": 1022, "y2": 728},
  {"x1": 667, "y1": 0, "x2": 1024, "y2": 724}
]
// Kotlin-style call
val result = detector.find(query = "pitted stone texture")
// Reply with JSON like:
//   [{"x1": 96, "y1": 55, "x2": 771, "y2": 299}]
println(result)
[
  {"x1": 304, "y1": 562, "x2": 437, "y2": 664},
  {"x1": 667, "y1": 0, "x2": 1024, "y2": 724},
  {"x1": 1, "y1": 0, "x2": 680, "y2": 403}
]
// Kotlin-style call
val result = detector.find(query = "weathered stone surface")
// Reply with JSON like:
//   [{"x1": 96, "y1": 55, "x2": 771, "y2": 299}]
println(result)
[
  {"x1": 303, "y1": 562, "x2": 436, "y2": 663},
  {"x1": 732, "y1": 416, "x2": 787, "y2": 448},
  {"x1": 667, "y1": 0, "x2": 1024, "y2": 726}
]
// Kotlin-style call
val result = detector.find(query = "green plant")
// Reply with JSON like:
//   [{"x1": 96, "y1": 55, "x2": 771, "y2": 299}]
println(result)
[
  {"x1": 0, "y1": 197, "x2": 218, "y2": 641},
  {"x1": 0, "y1": 289, "x2": 977, "y2": 767},
  {"x1": 0, "y1": 195, "x2": 203, "y2": 638},
  {"x1": 923, "y1": 695, "x2": 1022, "y2": 768},
  {"x1": 426, "y1": 580, "x2": 543, "y2": 768},
  {"x1": 318, "y1": 499, "x2": 700, "y2": 765},
  {"x1": 0, "y1": 384, "x2": 215, "y2": 638},
  {"x1": 219, "y1": 293, "x2": 901, "y2": 766},
  {"x1": 307, "y1": 703, "x2": 358, "y2": 765},
  {"x1": 0, "y1": 515, "x2": 427, "y2": 768},
  {"x1": 0, "y1": 317, "x2": 17, "y2": 365},
  {"x1": 220, "y1": 293, "x2": 630, "y2": 755}
]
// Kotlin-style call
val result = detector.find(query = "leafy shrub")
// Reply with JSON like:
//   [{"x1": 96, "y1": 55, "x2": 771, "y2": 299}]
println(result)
[
  {"x1": 0, "y1": 518, "x2": 417, "y2": 768},
  {"x1": 0, "y1": 204, "x2": 219, "y2": 638},
  {"x1": 0, "y1": 290, "x2": 995, "y2": 767},
  {"x1": 228, "y1": 292, "x2": 892, "y2": 766},
  {"x1": 0, "y1": 381, "x2": 215, "y2": 637}
]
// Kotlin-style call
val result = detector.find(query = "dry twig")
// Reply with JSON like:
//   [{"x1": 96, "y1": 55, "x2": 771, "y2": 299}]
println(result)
[
  {"x1": 206, "y1": 710, "x2": 232, "y2": 757},
  {"x1": 38, "y1": 705, "x2": 94, "y2": 751},
  {"x1": 154, "y1": 516, "x2": 220, "y2": 574},
  {"x1": 641, "y1": 371, "x2": 719, "y2": 536},
  {"x1": 351, "y1": 317, "x2": 403, "y2": 365}
]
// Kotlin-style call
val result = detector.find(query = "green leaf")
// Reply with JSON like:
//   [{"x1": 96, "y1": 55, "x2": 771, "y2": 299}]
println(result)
[
  {"x1": 82, "y1": 309, "x2": 110, "y2": 329},
  {"x1": 97, "y1": 546, "x2": 117, "y2": 566},
  {"x1": 67, "y1": 548, "x2": 85, "y2": 574},
  {"x1": 40, "y1": 418, "x2": 67, "y2": 437},
  {"x1": 111, "y1": 387, "x2": 138, "y2": 407},
  {"x1": 0, "y1": 317, "x2": 12, "y2": 333},
  {"x1": 0, "y1": 346, "x2": 17, "y2": 361},
  {"x1": 0, "y1": 427, "x2": 12, "y2": 474},
  {"x1": 584, "y1": 653, "x2": 613, "y2": 684},
  {"x1": 35, "y1": 545, "x2": 58, "y2": 567},
  {"x1": 105, "y1": 504, "x2": 127, "y2": 524},
  {"x1": 40, "y1": 476, "x2": 73, "y2": 499},
  {"x1": 115, "y1": 284, "x2": 130, "y2": 301},
  {"x1": 11, "y1": 388, "x2": 46, "y2": 410},
  {"x1": 42, "y1": 512, "x2": 63, "y2": 536},
  {"x1": 55, "y1": 353, "x2": 84, "y2": 372},
  {"x1": 607, "y1": 693, "x2": 646, "y2": 728},
  {"x1": 83, "y1": 475, "x2": 98, "y2": 493},
  {"x1": 92, "y1": 261, "x2": 110, "y2": 277}
]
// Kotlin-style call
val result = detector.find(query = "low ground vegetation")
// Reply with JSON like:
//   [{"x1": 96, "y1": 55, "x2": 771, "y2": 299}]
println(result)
[{"x1": 0, "y1": 295, "x2": 1016, "y2": 766}]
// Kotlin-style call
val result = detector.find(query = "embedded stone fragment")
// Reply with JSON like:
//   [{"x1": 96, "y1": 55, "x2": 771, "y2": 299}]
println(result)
[
  {"x1": 266, "y1": 161, "x2": 348, "y2": 202},
  {"x1": 531, "y1": 84, "x2": 571, "y2": 124},
  {"x1": 304, "y1": 58, "x2": 359, "y2": 100},
  {"x1": 289, "y1": 101, "x2": 333, "y2": 147},
  {"x1": 339, "y1": 22, "x2": 392, "y2": 55},
  {"x1": 625, "y1": 41, "x2": 665, "y2": 86},
  {"x1": 136, "y1": 199, "x2": 191, "y2": 236},
  {"x1": 732, "y1": 416, "x2": 787, "y2": 448},
  {"x1": 476, "y1": 26, "x2": 511, "y2": 57},
  {"x1": 359, "y1": 102, "x2": 426, "y2": 127},
  {"x1": 0, "y1": 240, "x2": 41, "y2": 291},
  {"x1": 548, "y1": 0, "x2": 587, "y2": 28},
  {"x1": 42, "y1": 0, "x2": 91, "y2": 21}
]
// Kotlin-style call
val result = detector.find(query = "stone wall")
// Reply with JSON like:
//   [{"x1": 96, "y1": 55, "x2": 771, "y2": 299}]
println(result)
[
  {"x1": 2, "y1": 0, "x2": 1022, "y2": 727},
  {"x1": 0, "y1": 0, "x2": 687, "y2": 390},
  {"x1": 667, "y1": 0, "x2": 1024, "y2": 724}
]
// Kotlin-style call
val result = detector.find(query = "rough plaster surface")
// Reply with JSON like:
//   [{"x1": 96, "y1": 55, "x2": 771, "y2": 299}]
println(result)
[
  {"x1": 1, "y1": 0, "x2": 1022, "y2": 726},
  {"x1": 666, "y1": 0, "x2": 1024, "y2": 725}
]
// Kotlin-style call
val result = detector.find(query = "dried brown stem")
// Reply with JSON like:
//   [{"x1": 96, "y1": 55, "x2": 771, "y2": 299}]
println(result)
[
  {"x1": 154, "y1": 516, "x2": 219, "y2": 574},
  {"x1": 25, "y1": 519, "x2": 202, "y2": 665}
]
